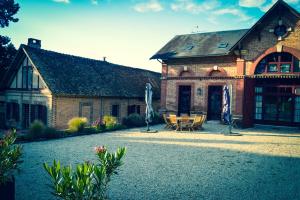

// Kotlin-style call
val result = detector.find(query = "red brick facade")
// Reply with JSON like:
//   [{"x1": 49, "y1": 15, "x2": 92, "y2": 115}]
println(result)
[{"x1": 159, "y1": 1, "x2": 300, "y2": 127}]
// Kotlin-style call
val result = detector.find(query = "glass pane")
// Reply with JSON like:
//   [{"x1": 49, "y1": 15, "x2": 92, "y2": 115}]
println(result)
[
  {"x1": 279, "y1": 87, "x2": 292, "y2": 94},
  {"x1": 280, "y1": 53, "x2": 293, "y2": 62},
  {"x1": 280, "y1": 64, "x2": 291, "y2": 73},
  {"x1": 28, "y1": 67, "x2": 33, "y2": 89},
  {"x1": 268, "y1": 64, "x2": 278, "y2": 72},
  {"x1": 255, "y1": 63, "x2": 266, "y2": 74},
  {"x1": 264, "y1": 96, "x2": 277, "y2": 120},
  {"x1": 278, "y1": 96, "x2": 292, "y2": 122},
  {"x1": 255, "y1": 87, "x2": 263, "y2": 93},
  {"x1": 22, "y1": 67, "x2": 27, "y2": 88},
  {"x1": 294, "y1": 58, "x2": 300, "y2": 72},
  {"x1": 266, "y1": 53, "x2": 279, "y2": 62}
]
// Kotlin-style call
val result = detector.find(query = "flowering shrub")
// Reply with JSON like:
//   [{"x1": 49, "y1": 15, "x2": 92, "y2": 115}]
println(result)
[
  {"x1": 67, "y1": 117, "x2": 87, "y2": 133},
  {"x1": 43, "y1": 146, "x2": 126, "y2": 200},
  {"x1": 102, "y1": 115, "x2": 117, "y2": 127},
  {"x1": 92, "y1": 118, "x2": 106, "y2": 131},
  {"x1": 0, "y1": 129, "x2": 22, "y2": 184}
]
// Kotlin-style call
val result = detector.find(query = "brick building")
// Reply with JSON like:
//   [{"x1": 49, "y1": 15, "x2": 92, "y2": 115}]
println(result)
[
  {"x1": 0, "y1": 40, "x2": 160, "y2": 129},
  {"x1": 151, "y1": 0, "x2": 300, "y2": 127}
]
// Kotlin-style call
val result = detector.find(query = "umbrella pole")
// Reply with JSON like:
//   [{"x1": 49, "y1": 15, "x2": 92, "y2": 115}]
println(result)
[{"x1": 146, "y1": 121, "x2": 150, "y2": 131}]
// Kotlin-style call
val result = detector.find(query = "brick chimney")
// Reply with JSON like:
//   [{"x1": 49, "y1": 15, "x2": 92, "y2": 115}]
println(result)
[{"x1": 27, "y1": 38, "x2": 41, "y2": 49}]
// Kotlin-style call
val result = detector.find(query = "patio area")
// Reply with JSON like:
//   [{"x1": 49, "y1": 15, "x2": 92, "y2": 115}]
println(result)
[{"x1": 16, "y1": 122, "x2": 300, "y2": 200}]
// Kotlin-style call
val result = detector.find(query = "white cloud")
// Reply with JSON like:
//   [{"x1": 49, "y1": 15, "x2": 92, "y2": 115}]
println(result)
[
  {"x1": 214, "y1": 8, "x2": 251, "y2": 21},
  {"x1": 91, "y1": 0, "x2": 98, "y2": 5},
  {"x1": 134, "y1": 0, "x2": 163, "y2": 13},
  {"x1": 53, "y1": 0, "x2": 70, "y2": 3},
  {"x1": 239, "y1": 0, "x2": 266, "y2": 8},
  {"x1": 171, "y1": 0, "x2": 219, "y2": 14},
  {"x1": 285, "y1": 0, "x2": 300, "y2": 3}
]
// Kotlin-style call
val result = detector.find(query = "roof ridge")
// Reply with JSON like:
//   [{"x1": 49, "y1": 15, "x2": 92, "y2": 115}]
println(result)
[
  {"x1": 177, "y1": 28, "x2": 249, "y2": 36},
  {"x1": 22, "y1": 44, "x2": 160, "y2": 74}
]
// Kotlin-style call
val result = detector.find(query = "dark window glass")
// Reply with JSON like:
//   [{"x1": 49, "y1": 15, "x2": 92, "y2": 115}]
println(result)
[
  {"x1": 127, "y1": 105, "x2": 135, "y2": 115},
  {"x1": 28, "y1": 67, "x2": 33, "y2": 89},
  {"x1": 22, "y1": 104, "x2": 30, "y2": 128},
  {"x1": 267, "y1": 64, "x2": 278, "y2": 72},
  {"x1": 264, "y1": 95, "x2": 277, "y2": 120},
  {"x1": 294, "y1": 58, "x2": 300, "y2": 72},
  {"x1": 280, "y1": 64, "x2": 291, "y2": 73},
  {"x1": 280, "y1": 52, "x2": 293, "y2": 62},
  {"x1": 265, "y1": 87, "x2": 277, "y2": 93},
  {"x1": 22, "y1": 66, "x2": 27, "y2": 88},
  {"x1": 111, "y1": 105, "x2": 119, "y2": 117},
  {"x1": 255, "y1": 63, "x2": 266, "y2": 74},
  {"x1": 266, "y1": 53, "x2": 279, "y2": 62},
  {"x1": 6, "y1": 103, "x2": 19, "y2": 122},
  {"x1": 38, "y1": 105, "x2": 47, "y2": 125},
  {"x1": 279, "y1": 87, "x2": 292, "y2": 94},
  {"x1": 127, "y1": 105, "x2": 140, "y2": 115}
]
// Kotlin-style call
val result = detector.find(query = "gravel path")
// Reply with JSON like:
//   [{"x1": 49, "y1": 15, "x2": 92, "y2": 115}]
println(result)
[{"x1": 16, "y1": 122, "x2": 300, "y2": 200}]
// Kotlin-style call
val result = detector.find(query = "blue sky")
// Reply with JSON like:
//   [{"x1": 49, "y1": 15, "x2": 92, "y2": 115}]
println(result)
[{"x1": 2, "y1": 0, "x2": 300, "y2": 72}]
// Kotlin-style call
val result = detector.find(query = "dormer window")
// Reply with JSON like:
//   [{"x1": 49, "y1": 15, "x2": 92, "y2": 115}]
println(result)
[{"x1": 255, "y1": 52, "x2": 300, "y2": 74}]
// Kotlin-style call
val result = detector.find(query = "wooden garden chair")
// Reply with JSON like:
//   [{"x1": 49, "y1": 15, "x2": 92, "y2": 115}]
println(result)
[
  {"x1": 190, "y1": 115, "x2": 206, "y2": 131},
  {"x1": 180, "y1": 115, "x2": 191, "y2": 131},
  {"x1": 169, "y1": 114, "x2": 179, "y2": 131},
  {"x1": 163, "y1": 114, "x2": 173, "y2": 129}
]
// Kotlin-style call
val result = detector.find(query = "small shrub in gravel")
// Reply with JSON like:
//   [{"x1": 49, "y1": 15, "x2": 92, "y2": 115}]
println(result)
[
  {"x1": 67, "y1": 117, "x2": 87, "y2": 133},
  {"x1": 28, "y1": 120, "x2": 45, "y2": 140},
  {"x1": 122, "y1": 113, "x2": 145, "y2": 128},
  {"x1": 43, "y1": 146, "x2": 126, "y2": 200}
]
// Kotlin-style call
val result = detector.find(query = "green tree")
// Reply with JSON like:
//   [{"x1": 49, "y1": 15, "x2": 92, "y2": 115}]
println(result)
[{"x1": 0, "y1": 0, "x2": 20, "y2": 83}]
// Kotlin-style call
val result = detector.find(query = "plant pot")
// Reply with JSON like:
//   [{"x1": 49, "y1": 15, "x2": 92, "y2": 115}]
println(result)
[{"x1": 0, "y1": 176, "x2": 15, "y2": 200}]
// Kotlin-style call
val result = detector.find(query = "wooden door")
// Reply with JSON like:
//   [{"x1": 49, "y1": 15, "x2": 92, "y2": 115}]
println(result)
[
  {"x1": 207, "y1": 86, "x2": 222, "y2": 120},
  {"x1": 178, "y1": 85, "x2": 191, "y2": 116}
]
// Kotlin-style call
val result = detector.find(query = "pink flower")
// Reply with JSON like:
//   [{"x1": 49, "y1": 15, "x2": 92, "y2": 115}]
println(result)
[{"x1": 94, "y1": 146, "x2": 106, "y2": 154}]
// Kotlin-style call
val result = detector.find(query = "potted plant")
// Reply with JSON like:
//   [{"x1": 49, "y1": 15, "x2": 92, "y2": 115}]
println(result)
[{"x1": 0, "y1": 129, "x2": 22, "y2": 200}]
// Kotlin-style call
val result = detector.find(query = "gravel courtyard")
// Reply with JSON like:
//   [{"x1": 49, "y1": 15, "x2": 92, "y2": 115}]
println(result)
[{"x1": 16, "y1": 122, "x2": 300, "y2": 200}]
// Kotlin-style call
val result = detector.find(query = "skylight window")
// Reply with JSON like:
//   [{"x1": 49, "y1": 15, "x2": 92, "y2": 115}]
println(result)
[
  {"x1": 218, "y1": 42, "x2": 228, "y2": 48},
  {"x1": 183, "y1": 44, "x2": 194, "y2": 51}
]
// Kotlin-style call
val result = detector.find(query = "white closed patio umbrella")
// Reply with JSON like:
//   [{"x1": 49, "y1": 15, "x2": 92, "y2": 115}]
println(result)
[{"x1": 143, "y1": 83, "x2": 157, "y2": 133}]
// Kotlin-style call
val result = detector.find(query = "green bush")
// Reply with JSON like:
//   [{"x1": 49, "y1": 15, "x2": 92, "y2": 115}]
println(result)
[
  {"x1": 151, "y1": 112, "x2": 164, "y2": 125},
  {"x1": 83, "y1": 127, "x2": 99, "y2": 134},
  {"x1": 43, "y1": 127, "x2": 62, "y2": 139},
  {"x1": 43, "y1": 146, "x2": 126, "y2": 200},
  {"x1": 106, "y1": 123, "x2": 125, "y2": 131},
  {"x1": 67, "y1": 117, "x2": 87, "y2": 133},
  {"x1": 103, "y1": 115, "x2": 117, "y2": 127},
  {"x1": 28, "y1": 120, "x2": 45, "y2": 140},
  {"x1": 122, "y1": 113, "x2": 145, "y2": 128}
]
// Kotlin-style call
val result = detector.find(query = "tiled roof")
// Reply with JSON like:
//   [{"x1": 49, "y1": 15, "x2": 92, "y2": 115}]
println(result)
[
  {"x1": 150, "y1": 29, "x2": 248, "y2": 60},
  {"x1": 21, "y1": 45, "x2": 160, "y2": 98}
]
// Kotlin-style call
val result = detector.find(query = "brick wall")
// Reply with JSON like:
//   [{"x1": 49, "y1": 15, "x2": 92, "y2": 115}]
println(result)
[
  {"x1": 53, "y1": 96, "x2": 160, "y2": 129},
  {"x1": 165, "y1": 78, "x2": 243, "y2": 118}
]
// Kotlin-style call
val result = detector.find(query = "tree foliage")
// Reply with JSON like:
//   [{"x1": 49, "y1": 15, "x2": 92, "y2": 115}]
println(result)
[
  {"x1": 0, "y1": 0, "x2": 20, "y2": 28},
  {"x1": 0, "y1": 0, "x2": 20, "y2": 83}
]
